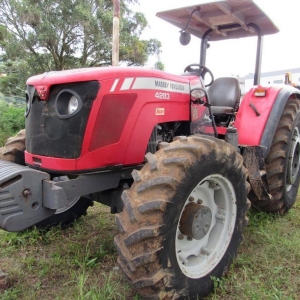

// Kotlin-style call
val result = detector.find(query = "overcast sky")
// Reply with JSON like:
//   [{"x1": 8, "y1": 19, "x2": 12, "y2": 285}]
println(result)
[{"x1": 136, "y1": 0, "x2": 300, "y2": 78}]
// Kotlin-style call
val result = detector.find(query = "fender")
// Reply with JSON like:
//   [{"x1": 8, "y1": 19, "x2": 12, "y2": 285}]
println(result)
[
  {"x1": 260, "y1": 87, "x2": 300, "y2": 157},
  {"x1": 235, "y1": 85, "x2": 300, "y2": 157}
]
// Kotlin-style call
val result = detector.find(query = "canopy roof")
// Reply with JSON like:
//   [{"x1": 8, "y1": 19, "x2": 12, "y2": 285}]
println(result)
[{"x1": 156, "y1": 0, "x2": 279, "y2": 41}]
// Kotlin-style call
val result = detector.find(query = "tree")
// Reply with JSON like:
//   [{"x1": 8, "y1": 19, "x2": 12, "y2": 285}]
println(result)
[
  {"x1": 0, "y1": 0, "x2": 162, "y2": 73},
  {"x1": 0, "y1": 54, "x2": 27, "y2": 98},
  {"x1": 154, "y1": 60, "x2": 165, "y2": 71}
]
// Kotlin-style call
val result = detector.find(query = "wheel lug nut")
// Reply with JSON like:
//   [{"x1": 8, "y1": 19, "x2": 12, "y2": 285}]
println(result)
[
  {"x1": 197, "y1": 199, "x2": 203, "y2": 204},
  {"x1": 178, "y1": 234, "x2": 184, "y2": 240},
  {"x1": 189, "y1": 196, "x2": 194, "y2": 202},
  {"x1": 187, "y1": 236, "x2": 193, "y2": 241},
  {"x1": 208, "y1": 181, "x2": 215, "y2": 189}
]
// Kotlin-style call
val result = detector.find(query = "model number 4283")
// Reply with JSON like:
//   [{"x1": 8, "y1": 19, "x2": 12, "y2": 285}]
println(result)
[{"x1": 155, "y1": 92, "x2": 170, "y2": 100}]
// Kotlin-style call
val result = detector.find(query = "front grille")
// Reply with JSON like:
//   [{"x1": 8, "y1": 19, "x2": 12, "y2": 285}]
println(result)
[{"x1": 26, "y1": 81, "x2": 100, "y2": 159}]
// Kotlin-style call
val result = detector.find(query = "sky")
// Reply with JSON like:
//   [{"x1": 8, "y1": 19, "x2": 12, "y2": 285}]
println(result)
[{"x1": 135, "y1": 0, "x2": 300, "y2": 78}]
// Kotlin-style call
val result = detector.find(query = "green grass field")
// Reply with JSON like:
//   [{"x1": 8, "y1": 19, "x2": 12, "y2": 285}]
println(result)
[{"x1": 1, "y1": 195, "x2": 300, "y2": 300}]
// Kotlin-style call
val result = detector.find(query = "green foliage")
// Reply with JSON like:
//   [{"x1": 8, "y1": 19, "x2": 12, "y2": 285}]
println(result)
[
  {"x1": 0, "y1": 0, "x2": 162, "y2": 71},
  {"x1": 0, "y1": 59, "x2": 27, "y2": 97},
  {"x1": 208, "y1": 203, "x2": 300, "y2": 299},
  {"x1": 0, "y1": 0, "x2": 163, "y2": 95},
  {"x1": 0, "y1": 203, "x2": 139, "y2": 299},
  {"x1": 154, "y1": 60, "x2": 165, "y2": 71},
  {"x1": 0, "y1": 100, "x2": 25, "y2": 145},
  {"x1": 75, "y1": 272, "x2": 125, "y2": 300}
]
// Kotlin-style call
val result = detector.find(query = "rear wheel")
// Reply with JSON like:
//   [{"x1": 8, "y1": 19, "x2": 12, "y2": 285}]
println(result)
[
  {"x1": 0, "y1": 130, "x2": 92, "y2": 228},
  {"x1": 114, "y1": 135, "x2": 249, "y2": 299},
  {"x1": 252, "y1": 98, "x2": 300, "y2": 213}
]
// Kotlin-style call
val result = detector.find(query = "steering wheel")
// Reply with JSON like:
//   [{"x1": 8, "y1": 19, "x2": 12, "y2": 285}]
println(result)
[{"x1": 184, "y1": 64, "x2": 214, "y2": 87}]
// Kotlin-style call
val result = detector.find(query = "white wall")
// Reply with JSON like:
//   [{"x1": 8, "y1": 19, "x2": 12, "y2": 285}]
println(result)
[{"x1": 243, "y1": 70, "x2": 300, "y2": 93}]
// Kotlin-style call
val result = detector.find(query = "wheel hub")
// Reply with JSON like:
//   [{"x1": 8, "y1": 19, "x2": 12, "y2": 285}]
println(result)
[
  {"x1": 179, "y1": 203, "x2": 212, "y2": 240},
  {"x1": 175, "y1": 176, "x2": 237, "y2": 278}
]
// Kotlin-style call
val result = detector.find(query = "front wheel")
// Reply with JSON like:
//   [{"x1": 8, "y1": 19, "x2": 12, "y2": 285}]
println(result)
[
  {"x1": 35, "y1": 175, "x2": 93, "y2": 229},
  {"x1": 35, "y1": 195, "x2": 93, "y2": 229},
  {"x1": 114, "y1": 135, "x2": 250, "y2": 299}
]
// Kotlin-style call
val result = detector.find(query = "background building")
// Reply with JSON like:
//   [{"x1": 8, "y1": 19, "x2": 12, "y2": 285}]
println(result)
[{"x1": 239, "y1": 67, "x2": 300, "y2": 94}]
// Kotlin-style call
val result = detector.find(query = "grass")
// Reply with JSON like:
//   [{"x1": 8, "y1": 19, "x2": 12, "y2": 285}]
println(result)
[
  {"x1": 0, "y1": 205, "x2": 137, "y2": 300},
  {"x1": 1, "y1": 196, "x2": 300, "y2": 299},
  {"x1": 207, "y1": 200, "x2": 300, "y2": 300}
]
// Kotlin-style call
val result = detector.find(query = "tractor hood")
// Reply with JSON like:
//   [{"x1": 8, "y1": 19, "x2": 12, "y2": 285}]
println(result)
[
  {"x1": 156, "y1": 0, "x2": 279, "y2": 41},
  {"x1": 26, "y1": 67, "x2": 151, "y2": 86},
  {"x1": 26, "y1": 67, "x2": 193, "y2": 101}
]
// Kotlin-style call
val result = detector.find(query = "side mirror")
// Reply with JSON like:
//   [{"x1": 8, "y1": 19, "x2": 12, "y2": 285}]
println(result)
[{"x1": 180, "y1": 31, "x2": 191, "y2": 46}]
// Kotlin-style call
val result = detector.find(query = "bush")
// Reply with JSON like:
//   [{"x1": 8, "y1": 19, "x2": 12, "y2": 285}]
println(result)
[{"x1": 0, "y1": 100, "x2": 25, "y2": 145}]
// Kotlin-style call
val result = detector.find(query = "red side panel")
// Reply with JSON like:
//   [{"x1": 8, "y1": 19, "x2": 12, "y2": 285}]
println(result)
[
  {"x1": 124, "y1": 100, "x2": 189, "y2": 165},
  {"x1": 235, "y1": 86, "x2": 282, "y2": 146},
  {"x1": 89, "y1": 93, "x2": 137, "y2": 151},
  {"x1": 76, "y1": 75, "x2": 191, "y2": 170}
]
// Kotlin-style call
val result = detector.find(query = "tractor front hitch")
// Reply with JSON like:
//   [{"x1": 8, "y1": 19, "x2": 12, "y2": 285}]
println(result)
[{"x1": 0, "y1": 159, "x2": 136, "y2": 232}]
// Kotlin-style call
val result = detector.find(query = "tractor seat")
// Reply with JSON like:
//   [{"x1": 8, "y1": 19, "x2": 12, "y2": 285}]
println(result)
[{"x1": 208, "y1": 77, "x2": 241, "y2": 115}]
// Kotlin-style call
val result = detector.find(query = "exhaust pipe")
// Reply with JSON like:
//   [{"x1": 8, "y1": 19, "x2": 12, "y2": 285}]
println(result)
[{"x1": 112, "y1": 0, "x2": 120, "y2": 66}]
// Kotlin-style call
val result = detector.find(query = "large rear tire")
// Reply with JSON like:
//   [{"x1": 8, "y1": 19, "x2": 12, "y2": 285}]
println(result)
[
  {"x1": 114, "y1": 135, "x2": 249, "y2": 299},
  {"x1": 252, "y1": 98, "x2": 300, "y2": 213},
  {"x1": 0, "y1": 130, "x2": 92, "y2": 228}
]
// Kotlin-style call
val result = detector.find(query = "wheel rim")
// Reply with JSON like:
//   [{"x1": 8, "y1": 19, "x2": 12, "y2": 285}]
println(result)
[
  {"x1": 53, "y1": 176, "x2": 80, "y2": 214},
  {"x1": 287, "y1": 127, "x2": 300, "y2": 191},
  {"x1": 175, "y1": 174, "x2": 237, "y2": 278}
]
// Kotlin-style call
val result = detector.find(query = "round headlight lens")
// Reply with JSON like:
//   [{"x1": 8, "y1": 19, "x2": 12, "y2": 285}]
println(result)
[
  {"x1": 68, "y1": 96, "x2": 79, "y2": 114},
  {"x1": 55, "y1": 89, "x2": 82, "y2": 119},
  {"x1": 25, "y1": 92, "x2": 31, "y2": 117}
]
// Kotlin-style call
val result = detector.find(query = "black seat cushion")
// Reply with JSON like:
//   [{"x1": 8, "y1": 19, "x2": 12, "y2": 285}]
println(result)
[
  {"x1": 208, "y1": 77, "x2": 241, "y2": 115},
  {"x1": 211, "y1": 106, "x2": 234, "y2": 115}
]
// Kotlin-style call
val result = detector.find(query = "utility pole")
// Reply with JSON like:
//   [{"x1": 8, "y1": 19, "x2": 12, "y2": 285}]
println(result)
[{"x1": 112, "y1": 0, "x2": 120, "y2": 66}]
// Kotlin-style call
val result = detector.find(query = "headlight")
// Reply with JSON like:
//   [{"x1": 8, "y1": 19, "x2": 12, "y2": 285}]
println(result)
[
  {"x1": 25, "y1": 92, "x2": 31, "y2": 117},
  {"x1": 55, "y1": 89, "x2": 82, "y2": 119},
  {"x1": 68, "y1": 96, "x2": 79, "y2": 114}
]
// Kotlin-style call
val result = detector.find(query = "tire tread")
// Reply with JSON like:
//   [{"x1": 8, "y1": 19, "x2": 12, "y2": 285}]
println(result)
[{"x1": 251, "y1": 98, "x2": 300, "y2": 213}]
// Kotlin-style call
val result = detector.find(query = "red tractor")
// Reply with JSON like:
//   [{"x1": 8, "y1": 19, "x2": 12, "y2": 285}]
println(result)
[{"x1": 0, "y1": 0, "x2": 299, "y2": 298}]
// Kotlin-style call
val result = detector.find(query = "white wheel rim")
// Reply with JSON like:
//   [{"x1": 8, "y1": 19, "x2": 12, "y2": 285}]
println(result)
[
  {"x1": 175, "y1": 174, "x2": 237, "y2": 278},
  {"x1": 287, "y1": 127, "x2": 300, "y2": 191}
]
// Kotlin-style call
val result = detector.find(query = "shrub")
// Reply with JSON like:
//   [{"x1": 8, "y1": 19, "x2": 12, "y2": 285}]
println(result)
[{"x1": 0, "y1": 100, "x2": 25, "y2": 145}]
